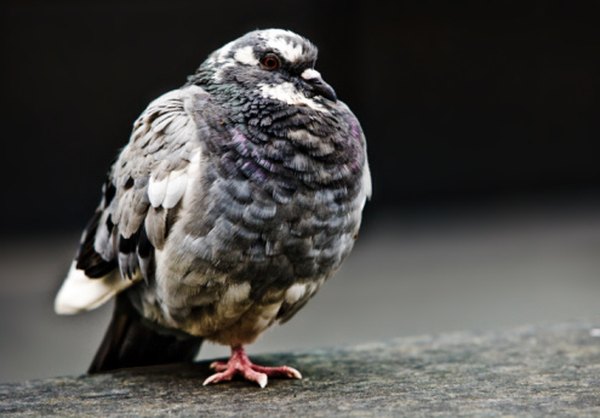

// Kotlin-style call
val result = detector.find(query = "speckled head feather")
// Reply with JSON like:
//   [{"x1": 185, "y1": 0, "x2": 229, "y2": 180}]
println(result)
[{"x1": 187, "y1": 29, "x2": 336, "y2": 108}]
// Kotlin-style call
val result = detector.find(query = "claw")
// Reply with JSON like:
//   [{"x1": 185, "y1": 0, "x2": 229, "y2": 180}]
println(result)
[
  {"x1": 255, "y1": 373, "x2": 268, "y2": 389},
  {"x1": 202, "y1": 371, "x2": 233, "y2": 386}
]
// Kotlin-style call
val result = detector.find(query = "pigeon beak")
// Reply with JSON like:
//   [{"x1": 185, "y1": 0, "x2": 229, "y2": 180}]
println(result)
[
  {"x1": 310, "y1": 78, "x2": 338, "y2": 102},
  {"x1": 301, "y1": 69, "x2": 338, "y2": 102}
]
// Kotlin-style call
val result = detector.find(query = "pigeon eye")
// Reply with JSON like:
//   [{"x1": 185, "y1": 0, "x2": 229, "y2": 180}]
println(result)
[{"x1": 260, "y1": 54, "x2": 281, "y2": 71}]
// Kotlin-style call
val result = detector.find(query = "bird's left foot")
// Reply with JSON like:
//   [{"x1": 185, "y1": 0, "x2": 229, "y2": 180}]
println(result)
[{"x1": 202, "y1": 345, "x2": 302, "y2": 388}]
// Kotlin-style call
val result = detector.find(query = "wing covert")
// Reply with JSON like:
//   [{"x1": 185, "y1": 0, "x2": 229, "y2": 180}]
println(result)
[{"x1": 56, "y1": 85, "x2": 212, "y2": 314}]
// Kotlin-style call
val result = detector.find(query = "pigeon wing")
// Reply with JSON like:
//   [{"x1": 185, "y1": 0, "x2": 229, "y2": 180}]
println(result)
[{"x1": 55, "y1": 85, "x2": 212, "y2": 314}]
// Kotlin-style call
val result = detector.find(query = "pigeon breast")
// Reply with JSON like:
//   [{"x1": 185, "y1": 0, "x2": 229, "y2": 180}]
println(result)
[{"x1": 129, "y1": 84, "x2": 370, "y2": 344}]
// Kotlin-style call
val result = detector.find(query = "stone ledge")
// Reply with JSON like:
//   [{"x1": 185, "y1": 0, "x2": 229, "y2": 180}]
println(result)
[{"x1": 1, "y1": 322, "x2": 599, "y2": 417}]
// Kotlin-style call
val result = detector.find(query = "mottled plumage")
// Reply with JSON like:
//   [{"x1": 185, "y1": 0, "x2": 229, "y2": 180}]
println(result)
[{"x1": 55, "y1": 29, "x2": 371, "y2": 387}]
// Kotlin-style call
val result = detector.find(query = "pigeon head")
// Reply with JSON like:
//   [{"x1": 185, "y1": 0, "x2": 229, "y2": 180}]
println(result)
[{"x1": 190, "y1": 29, "x2": 337, "y2": 105}]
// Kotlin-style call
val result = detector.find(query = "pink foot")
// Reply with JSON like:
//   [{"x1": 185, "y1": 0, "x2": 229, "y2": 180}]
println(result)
[{"x1": 202, "y1": 346, "x2": 302, "y2": 388}]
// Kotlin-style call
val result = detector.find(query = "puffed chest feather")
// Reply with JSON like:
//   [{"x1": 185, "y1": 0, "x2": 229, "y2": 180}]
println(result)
[{"x1": 132, "y1": 152, "x2": 365, "y2": 343}]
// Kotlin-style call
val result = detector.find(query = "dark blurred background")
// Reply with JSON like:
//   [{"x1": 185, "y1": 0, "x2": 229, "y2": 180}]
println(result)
[{"x1": 1, "y1": 0, "x2": 600, "y2": 383}]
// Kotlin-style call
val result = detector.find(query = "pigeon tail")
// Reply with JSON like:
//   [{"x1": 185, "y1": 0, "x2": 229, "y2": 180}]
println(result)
[{"x1": 88, "y1": 292, "x2": 203, "y2": 373}]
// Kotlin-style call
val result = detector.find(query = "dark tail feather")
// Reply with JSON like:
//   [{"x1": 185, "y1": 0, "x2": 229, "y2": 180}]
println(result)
[{"x1": 88, "y1": 293, "x2": 203, "y2": 373}]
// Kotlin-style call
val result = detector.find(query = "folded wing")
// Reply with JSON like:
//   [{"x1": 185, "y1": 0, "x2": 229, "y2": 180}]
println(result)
[{"x1": 55, "y1": 85, "x2": 210, "y2": 314}]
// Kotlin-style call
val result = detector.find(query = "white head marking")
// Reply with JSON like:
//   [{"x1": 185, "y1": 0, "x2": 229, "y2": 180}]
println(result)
[
  {"x1": 301, "y1": 68, "x2": 321, "y2": 80},
  {"x1": 234, "y1": 46, "x2": 258, "y2": 65},
  {"x1": 258, "y1": 82, "x2": 326, "y2": 111}
]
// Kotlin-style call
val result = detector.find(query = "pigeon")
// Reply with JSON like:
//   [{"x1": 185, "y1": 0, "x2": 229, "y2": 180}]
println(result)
[{"x1": 54, "y1": 28, "x2": 371, "y2": 388}]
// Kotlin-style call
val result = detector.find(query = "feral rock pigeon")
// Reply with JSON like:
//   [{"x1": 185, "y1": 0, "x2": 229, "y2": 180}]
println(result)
[{"x1": 54, "y1": 28, "x2": 371, "y2": 388}]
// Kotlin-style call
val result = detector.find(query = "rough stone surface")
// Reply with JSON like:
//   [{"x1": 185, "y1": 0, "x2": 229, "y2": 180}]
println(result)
[{"x1": 1, "y1": 322, "x2": 599, "y2": 417}]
